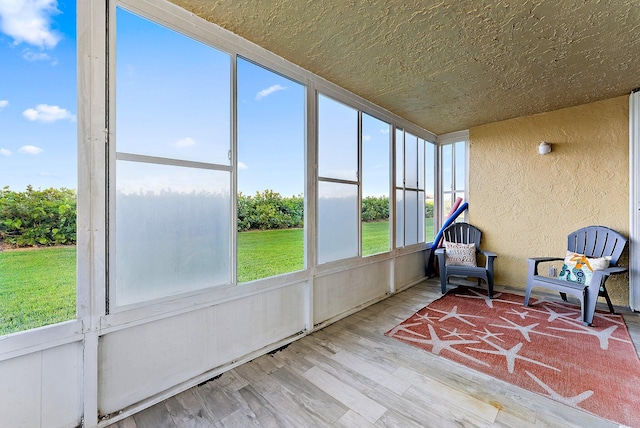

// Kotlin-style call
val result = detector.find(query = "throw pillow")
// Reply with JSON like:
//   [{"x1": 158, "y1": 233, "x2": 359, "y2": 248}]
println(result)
[
  {"x1": 444, "y1": 241, "x2": 477, "y2": 267},
  {"x1": 557, "y1": 251, "x2": 610, "y2": 286}
]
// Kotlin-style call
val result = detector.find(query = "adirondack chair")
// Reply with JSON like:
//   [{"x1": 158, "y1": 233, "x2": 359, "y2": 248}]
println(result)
[
  {"x1": 523, "y1": 226, "x2": 627, "y2": 325},
  {"x1": 435, "y1": 223, "x2": 496, "y2": 298}
]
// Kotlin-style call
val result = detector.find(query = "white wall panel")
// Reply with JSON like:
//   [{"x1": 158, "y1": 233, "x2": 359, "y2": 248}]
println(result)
[
  {"x1": 98, "y1": 282, "x2": 305, "y2": 415},
  {"x1": 313, "y1": 260, "x2": 391, "y2": 325},
  {"x1": 0, "y1": 342, "x2": 83, "y2": 428},
  {"x1": 394, "y1": 251, "x2": 427, "y2": 290}
]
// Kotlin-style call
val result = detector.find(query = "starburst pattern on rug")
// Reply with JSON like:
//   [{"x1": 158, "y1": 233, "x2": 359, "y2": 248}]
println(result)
[{"x1": 385, "y1": 287, "x2": 640, "y2": 427}]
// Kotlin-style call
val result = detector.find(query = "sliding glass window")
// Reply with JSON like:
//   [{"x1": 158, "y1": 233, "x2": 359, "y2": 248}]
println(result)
[
  {"x1": 424, "y1": 141, "x2": 436, "y2": 242},
  {"x1": 317, "y1": 95, "x2": 359, "y2": 264},
  {"x1": 441, "y1": 140, "x2": 467, "y2": 222},
  {"x1": 396, "y1": 129, "x2": 433, "y2": 247},
  {"x1": 361, "y1": 114, "x2": 391, "y2": 256},
  {"x1": 114, "y1": 7, "x2": 231, "y2": 307},
  {"x1": 236, "y1": 58, "x2": 305, "y2": 282}
]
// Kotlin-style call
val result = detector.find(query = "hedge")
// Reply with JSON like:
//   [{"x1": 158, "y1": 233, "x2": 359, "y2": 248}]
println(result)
[
  {"x1": 0, "y1": 186, "x2": 77, "y2": 247},
  {"x1": 0, "y1": 187, "x2": 435, "y2": 244}
]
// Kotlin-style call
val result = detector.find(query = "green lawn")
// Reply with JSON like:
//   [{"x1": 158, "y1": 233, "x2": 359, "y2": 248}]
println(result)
[
  {"x1": 0, "y1": 246, "x2": 76, "y2": 336},
  {"x1": 362, "y1": 221, "x2": 391, "y2": 256},
  {"x1": 1, "y1": 219, "x2": 437, "y2": 334},
  {"x1": 237, "y1": 228, "x2": 304, "y2": 283}
]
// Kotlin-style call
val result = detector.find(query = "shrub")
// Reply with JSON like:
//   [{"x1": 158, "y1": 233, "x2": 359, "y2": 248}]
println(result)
[
  {"x1": 0, "y1": 186, "x2": 77, "y2": 247},
  {"x1": 362, "y1": 196, "x2": 389, "y2": 221},
  {"x1": 425, "y1": 200, "x2": 434, "y2": 218},
  {"x1": 237, "y1": 190, "x2": 304, "y2": 231}
]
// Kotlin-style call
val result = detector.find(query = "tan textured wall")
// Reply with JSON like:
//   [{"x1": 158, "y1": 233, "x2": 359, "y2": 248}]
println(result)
[{"x1": 469, "y1": 96, "x2": 630, "y2": 305}]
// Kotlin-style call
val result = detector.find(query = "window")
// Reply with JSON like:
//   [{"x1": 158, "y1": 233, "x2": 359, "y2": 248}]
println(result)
[
  {"x1": 114, "y1": 7, "x2": 232, "y2": 306},
  {"x1": 236, "y1": 58, "x2": 305, "y2": 282},
  {"x1": 362, "y1": 114, "x2": 391, "y2": 256},
  {"x1": 0, "y1": 0, "x2": 77, "y2": 335},
  {"x1": 317, "y1": 97, "x2": 394, "y2": 263},
  {"x1": 317, "y1": 95, "x2": 358, "y2": 264},
  {"x1": 396, "y1": 129, "x2": 432, "y2": 247},
  {"x1": 424, "y1": 141, "x2": 436, "y2": 242},
  {"x1": 441, "y1": 140, "x2": 467, "y2": 221}
]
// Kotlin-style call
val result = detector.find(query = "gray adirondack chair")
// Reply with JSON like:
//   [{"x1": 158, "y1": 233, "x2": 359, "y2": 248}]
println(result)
[
  {"x1": 435, "y1": 223, "x2": 496, "y2": 298},
  {"x1": 523, "y1": 226, "x2": 627, "y2": 325}
]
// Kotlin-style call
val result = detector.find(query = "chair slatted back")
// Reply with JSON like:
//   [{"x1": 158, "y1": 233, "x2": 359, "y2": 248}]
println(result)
[
  {"x1": 567, "y1": 226, "x2": 627, "y2": 266},
  {"x1": 443, "y1": 223, "x2": 482, "y2": 251}
]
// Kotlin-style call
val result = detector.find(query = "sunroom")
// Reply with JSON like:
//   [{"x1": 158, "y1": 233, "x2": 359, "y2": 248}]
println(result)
[{"x1": 1, "y1": 0, "x2": 639, "y2": 427}]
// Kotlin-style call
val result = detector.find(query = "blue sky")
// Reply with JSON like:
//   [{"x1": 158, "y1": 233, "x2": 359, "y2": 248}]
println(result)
[
  {"x1": 0, "y1": 0, "x2": 77, "y2": 191},
  {"x1": 1, "y1": 1, "x2": 392, "y2": 197}
]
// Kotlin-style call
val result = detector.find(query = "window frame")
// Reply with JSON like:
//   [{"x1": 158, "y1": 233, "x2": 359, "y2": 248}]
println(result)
[
  {"x1": 102, "y1": 0, "x2": 437, "y2": 324},
  {"x1": 235, "y1": 56, "x2": 308, "y2": 283},
  {"x1": 110, "y1": 4, "x2": 235, "y2": 311},
  {"x1": 436, "y1": 130, "x2": 469, "y2": 230},
  {"x1": 394, "y1": 128, "x2": 435, "y2": 249}
]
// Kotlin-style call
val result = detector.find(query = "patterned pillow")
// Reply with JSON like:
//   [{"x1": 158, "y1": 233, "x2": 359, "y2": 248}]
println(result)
[
  {"x1": 557, "y1": 251, "x2": 610, "y2": 286},
  {"x1": 444, "y1": 241, "x2": 477, "y2": 267}
]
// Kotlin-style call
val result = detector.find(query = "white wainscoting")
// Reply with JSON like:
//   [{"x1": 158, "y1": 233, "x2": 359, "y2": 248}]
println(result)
[
  {"x1": 98, "y1": 282, "x2": 306, "y2": 416},
  {"x1": 0, "y1": 340, "x2": 83, "y2": 427}
]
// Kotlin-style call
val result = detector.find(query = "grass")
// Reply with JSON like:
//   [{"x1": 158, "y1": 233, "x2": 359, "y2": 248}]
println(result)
[
  {"x1": 362, "y1": 221, "x2": 391, "y2": 256},
  {"x1": 237, "y1": 228, "x2": 304, "y2": 283},
  {"x1": 0, "y1": 246, "x2": 76, "y2": 336},
  {"x1": 1, "y1": 219, "x2": 437, "y2": 334}
]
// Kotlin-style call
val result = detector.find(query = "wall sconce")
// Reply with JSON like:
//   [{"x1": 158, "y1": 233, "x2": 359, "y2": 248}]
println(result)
[{"x1": 538, "y1": 141, "x2": 552, "y2": 155}]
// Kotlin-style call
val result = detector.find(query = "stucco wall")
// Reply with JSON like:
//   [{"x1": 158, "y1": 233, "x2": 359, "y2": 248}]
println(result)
[{"x1": 469, "y1": 96, "x2": 630, "y2": 305}]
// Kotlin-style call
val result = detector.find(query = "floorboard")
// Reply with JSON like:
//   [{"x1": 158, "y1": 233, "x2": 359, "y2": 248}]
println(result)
[{"x1": 107, "y1": 279, "x2": 638, "y2": 427}]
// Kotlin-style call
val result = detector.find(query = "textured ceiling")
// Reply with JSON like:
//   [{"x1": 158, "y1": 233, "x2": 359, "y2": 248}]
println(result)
[{"x1": 171, "y1": 0, "x2": 640, "y2": 135}]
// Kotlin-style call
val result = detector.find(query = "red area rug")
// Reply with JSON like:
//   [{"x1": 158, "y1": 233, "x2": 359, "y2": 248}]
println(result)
[{"x1": 386, "y1": 287, "x2": 640, "y2": 427}]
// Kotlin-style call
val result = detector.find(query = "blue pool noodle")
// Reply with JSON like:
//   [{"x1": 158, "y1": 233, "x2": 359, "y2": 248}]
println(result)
[{"x1": 431, "y1": 202, "x2": 468, "y2": 251}]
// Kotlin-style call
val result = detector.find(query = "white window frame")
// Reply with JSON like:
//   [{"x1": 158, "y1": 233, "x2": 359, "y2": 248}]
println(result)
[{"x1": 437, "y1": 130, "x2": 469, "y2": 230}]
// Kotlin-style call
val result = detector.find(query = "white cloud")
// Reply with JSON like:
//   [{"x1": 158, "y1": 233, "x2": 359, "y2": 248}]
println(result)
[
  {"x1": 0, "y1": 148, "x2": 11, "y2": 156},
  {"x1": 237, "y1": 161, "x2": 248, "y2": 170},
  {"x1": 174, "y1": 137, "x2": 195, "y2": 148},
  {"x1": 256, "y1": 84, "x2": 286, "y2": 100},
  {"x1": 19, "y1": 145, "x2": 43, "y2": 154},
  {"x1": 23, "y1": 104, "x2": 75, "y2": 123},
  {"x1": 0, "y1": 99, "x2": 7, "y2": 109},
  {"x1": 363, "y1": 135, "x2": 372, "y2": 142},
  {"x1": 22, "y1": 48, "x2": 52, "y2": 62},
  {"x1": 0, "y1": 0, "x2": 61, "y2": 49}
]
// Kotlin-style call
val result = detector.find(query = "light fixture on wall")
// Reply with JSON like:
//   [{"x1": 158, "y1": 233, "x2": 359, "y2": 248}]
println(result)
[{"x1": 538, "y1": 141, "x2": 552, "y2": 155}]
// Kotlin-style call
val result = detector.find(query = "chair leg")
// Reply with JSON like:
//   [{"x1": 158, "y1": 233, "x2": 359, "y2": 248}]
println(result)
[
  {"x1": 600, "y1": 286, "x2": 615, "y2": 314},
  {"x1": 524, "y1": 261, "x2": 536, "y2": 307},
  {"x1": 584, "y1": 285, "x2": 599, "y2": 326},
  {"x1": 524, "y1": 285, "x2": 532, "y2": 306},
  {"x1": 440, "y1": 274, "x2": 448, "y2": 294}
]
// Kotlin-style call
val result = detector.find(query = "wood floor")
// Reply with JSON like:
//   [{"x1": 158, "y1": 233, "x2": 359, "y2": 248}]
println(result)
[{"x1": 108, "y1": 279, "x2": 640, "y2": 428}]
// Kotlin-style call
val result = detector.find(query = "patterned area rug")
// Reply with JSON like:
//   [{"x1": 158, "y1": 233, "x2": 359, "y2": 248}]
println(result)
[{"x1": 385, "y1": 287, "x2": 640, "y2": 427}]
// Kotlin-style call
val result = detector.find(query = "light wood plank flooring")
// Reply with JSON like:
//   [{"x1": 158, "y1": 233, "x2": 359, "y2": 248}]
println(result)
[{"x1": 108, "y1": 279, "x2": 640, "y2": 427}]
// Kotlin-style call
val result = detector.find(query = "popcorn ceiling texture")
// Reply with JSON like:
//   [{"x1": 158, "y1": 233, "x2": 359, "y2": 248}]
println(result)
[
  {"x1": 469, "y1": 96, "x2": 629, "y2": 304},
  {"x1": 171, "y1": 0, "x2": 640, "y2": 134}
]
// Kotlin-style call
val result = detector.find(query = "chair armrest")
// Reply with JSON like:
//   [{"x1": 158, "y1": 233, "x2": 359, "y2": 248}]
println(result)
[
  {"x1": 479, "y1": 249, "x2": 496, "y2": 258},
  {"x1": 479, "y1": 249, "x2": 496, "y2": 271},
  {"x1": 604, "y1": 266, "x2": 628, "y2": 275},
  {"x1": 592, "y1": 266, "x2": 627, "y2": 288},
  {"x1": 434, "y1": 248, "x2": 445, "y2": 256},
  {"x1": 528, "y1": 257, "x2": 563, "y2": 263},
  {"x1": 527, "y1": 257, "x2": 563, "y2": 276}
]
